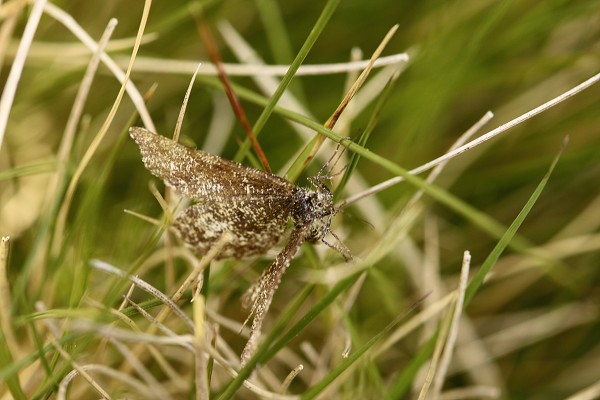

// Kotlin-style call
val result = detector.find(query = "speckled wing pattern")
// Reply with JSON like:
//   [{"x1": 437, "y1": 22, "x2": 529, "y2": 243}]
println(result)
[
  {"x1": 130, "y1": 126, "x2": 345, "y2": 365},
  {"x1": 129, "y1": 127, "x2": 297, "y2": 259}
]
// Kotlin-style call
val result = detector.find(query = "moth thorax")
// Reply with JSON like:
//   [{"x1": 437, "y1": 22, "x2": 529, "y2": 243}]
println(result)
[{"x1": 292, "y1": 187, "x2": 335, "y2": 243}]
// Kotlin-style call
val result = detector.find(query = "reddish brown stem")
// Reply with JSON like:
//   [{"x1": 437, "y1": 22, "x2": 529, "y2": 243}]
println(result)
[{"x1": 195, "y1": 16, "x2": 272, "y2": 173}]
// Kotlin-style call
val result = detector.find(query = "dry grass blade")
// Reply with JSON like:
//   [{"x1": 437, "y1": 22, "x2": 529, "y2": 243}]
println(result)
[
  {"x1": 302, "y1": 24, "x2": 400, "y2": 170},
  {"x1": 52, "y1": 0, "x2": 152, "y2": 254},
  {"x1": 0, "y1": 0, "x2": 47, "y2": 150},
  {"x1": 339, "y1": 111, "x2": 494, "y2": 208},
  {"x1": 36, "y1": 303, "x2": 112, "y2": 399},
  {"x1": 89, "y1": 259, "x2": 194, "y2": 330},
  {"x1": 57, "y1": 364, "x2": 159, "y2": 400},
  {"x1": 42, "y1": 2, "x2": 155, "y2": 130},
  {"x1": 113, "y1": 53, "x2": 409, "y2": 76},
  {"x1": 193, "y1": 296, "x2": 209, "y2": 400},
  {"x1": 173, "y1": 64, "x2": 202, "y2": 143},
  {"x1": 57, "y1": 19, "x2": 118, "y2": 172},
  {"x1": 410, "y1": 72, "x2": 600, "y2": 181},
  {"x1": 429, "y1": 251, "x2": 471, "y2": 399}
]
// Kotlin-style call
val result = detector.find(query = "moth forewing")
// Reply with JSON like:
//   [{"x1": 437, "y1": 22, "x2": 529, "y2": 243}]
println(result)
[{"x1": 130, "y1": 127, "x2": 297, "y2": 201}]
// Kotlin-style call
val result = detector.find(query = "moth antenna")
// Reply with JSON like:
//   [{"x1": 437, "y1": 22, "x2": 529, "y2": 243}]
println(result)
[
  {"x1": 317, "y1": 137, "x2": 352, "y2": 179},
  {"x1": 324, "y1": 162, "x2": 349, "y2": 181}
]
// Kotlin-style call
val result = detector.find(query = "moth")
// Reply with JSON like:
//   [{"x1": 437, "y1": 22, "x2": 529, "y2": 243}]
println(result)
[{"x1": 129, "y1": 127, "x2": 347, "y2": 365}]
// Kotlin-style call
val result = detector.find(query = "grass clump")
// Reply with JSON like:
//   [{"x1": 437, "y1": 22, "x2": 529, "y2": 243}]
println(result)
[{"x1": 1, "y1": 1, "x2": 600, "y2": 399}]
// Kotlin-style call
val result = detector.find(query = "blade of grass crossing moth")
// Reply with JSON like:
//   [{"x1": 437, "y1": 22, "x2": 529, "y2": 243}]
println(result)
[
  {"x1": 286, "y1": 26, "x2": 399, "y2": 182},
  {"x1": 195, "y1": 74, "x2": 564, "y2": 261},
  {"x1": 385, "y1": 138, "x2": 567, "y2": 399},
  {"x1": 301, "y1": 25, "x2": 399, "y2": 171},
  {"x1": 195, "y1": 14, "x2": 272, "y2": 172},
  {"x1": 285, "y1": 134, "x2": 321, "y2": 182},
  {"x1": 334, "y1": 69, "x2": 401, "y2": 199},
  {"x1": 233, "y1": 0, "x2": 342, "y2": 163}
]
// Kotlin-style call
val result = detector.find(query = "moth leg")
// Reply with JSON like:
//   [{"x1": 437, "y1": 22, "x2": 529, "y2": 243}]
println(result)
[{"x1": 240, "y1": 226, "x2": 308, "y2": 367}]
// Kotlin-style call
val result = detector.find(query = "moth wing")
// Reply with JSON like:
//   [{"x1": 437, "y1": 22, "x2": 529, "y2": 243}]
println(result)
[
  {"x1": 172, "y1": 198, "x2": 294, "y2": 259},
  {"x1": 130, "y1": 127, "x2": 295, "y2": 201}
]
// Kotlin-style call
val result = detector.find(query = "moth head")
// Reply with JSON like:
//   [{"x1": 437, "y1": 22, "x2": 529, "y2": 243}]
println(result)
[{"x1": 293, "y1": 187, "x2": 335, "y2": 243}]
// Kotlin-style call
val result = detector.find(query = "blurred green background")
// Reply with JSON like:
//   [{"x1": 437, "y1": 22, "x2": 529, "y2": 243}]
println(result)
[{"x1": 1, "y1": 0, "x2": 600, "y2": 398}]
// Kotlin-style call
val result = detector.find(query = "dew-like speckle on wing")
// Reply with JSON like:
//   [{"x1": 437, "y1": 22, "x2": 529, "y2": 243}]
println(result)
[
  {"x1": 130, "y1": 127, "x2": 301, "y2": 258},
  {"x1": 130, "y1": 127, "x2": 296, "y2": 201},
  {"x1": 173, "y1": 199, "x2": 291, "y2": 259}
]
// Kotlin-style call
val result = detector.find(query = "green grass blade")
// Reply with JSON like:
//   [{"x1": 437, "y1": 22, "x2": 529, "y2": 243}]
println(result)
[
  {"x1": 334, "y1": 70, "x2": 401, "y2": 198},
  {"x1": 232, "y1": 0, "x2": 341, "y2": 164},
  {"x1": 300, "y1": 296, "x2": 425, "y2": 399},
  {"x1": 386, "y1": 139, "x2": 566, "y2": 398},
  {"x1": 217, "y1": 285, "x2": 315, "y2": 399}
]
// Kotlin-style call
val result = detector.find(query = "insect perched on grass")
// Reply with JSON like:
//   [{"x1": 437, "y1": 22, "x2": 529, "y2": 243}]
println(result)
[{"x1": 130, "y1": 126, "x2": 349, "y2": 365}]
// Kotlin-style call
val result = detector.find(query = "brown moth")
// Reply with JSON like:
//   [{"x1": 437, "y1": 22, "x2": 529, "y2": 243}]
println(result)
[{"x1": 130, "y1": 127, "x2": 345, "y2": 365}]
